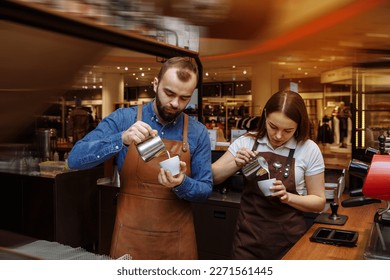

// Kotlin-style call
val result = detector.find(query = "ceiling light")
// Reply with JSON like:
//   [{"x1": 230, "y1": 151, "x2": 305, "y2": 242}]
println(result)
[
  {"x1": 338, "y1": 41, "x2": 363, "y2": 48},
  {"x1": 205, "y1": 72, "x2": 209, "y2": 76},
  {"x1": 365, "y1": 33, "x2": 389, "y2": 38},
  {"x1": 232, "y1": 65, "x2": 236, "y2": 69},
  {"x1": 243, "y1": 70, "x2": 247, "y2": 75},
  {"x1": 298, "y1": 67, "x2": 302, "y2": 71},
  {"x1": 117, "y1": 67, "x2": 120, "y2": 70},
  {"x1": 125, "y1": 67, "x2": 128, "y2": 71}
]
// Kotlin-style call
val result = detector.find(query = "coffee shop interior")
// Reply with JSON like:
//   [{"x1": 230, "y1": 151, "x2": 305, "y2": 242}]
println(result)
[{"x1": 1, "y1": 0, "x2": 390, "y2": 260}]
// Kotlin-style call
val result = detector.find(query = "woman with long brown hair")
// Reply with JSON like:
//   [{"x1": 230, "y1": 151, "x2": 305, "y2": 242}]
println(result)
[{"x1": 212, "y1": 90, "x2": 325, "y2": 259}]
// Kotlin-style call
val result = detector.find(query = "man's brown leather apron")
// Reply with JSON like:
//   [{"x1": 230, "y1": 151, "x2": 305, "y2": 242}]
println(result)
[
  {"x1": 232, "y1": 144, "x2": 307, "y2": 260},
  {"x1": 110, "y1": 106, "x2": 197, "y2": 260}
]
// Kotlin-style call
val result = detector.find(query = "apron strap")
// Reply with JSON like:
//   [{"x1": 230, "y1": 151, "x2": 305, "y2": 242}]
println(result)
[
  {"x1": 251, "y1": 138, "x2": 259, "y2": 151},
  {"x1": 137, "y1": 104, "x2": 188, "y2": 153},
  {"x1": 182, "y1": 114, "x2": 189, "y2": 152},
  {"x1": 283, "y1": 149, "x2": 295, "y2": 178},
  {"x1": 137, "y1": 105, "x2": 143, "y2": 121}
]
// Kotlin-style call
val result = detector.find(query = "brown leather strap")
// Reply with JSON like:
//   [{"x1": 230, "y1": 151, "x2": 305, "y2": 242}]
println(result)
[
  {"x1": 182, "y1": 114, "x2": 188, "y2": 152},
  {"x1": 137, "y1": 104, "x2": 188, "y2": 153},
  {"x1": 137, "y1": 105, "x2": 143, "y2": 121}
]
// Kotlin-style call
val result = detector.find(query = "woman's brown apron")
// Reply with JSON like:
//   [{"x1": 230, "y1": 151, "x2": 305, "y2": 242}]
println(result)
[
  {"x1": 110, "y1": 106, "x2": 197, "y2": 260},
  {"x1": 232, "y1": 142, "x2": 307, "y2": 260}
]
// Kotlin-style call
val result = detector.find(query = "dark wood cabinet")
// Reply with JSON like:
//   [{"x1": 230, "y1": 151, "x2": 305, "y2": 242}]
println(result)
[
  {"x1": 192, "y1": 196, "x2": 240, "y2": 259},
  {"x1": 97, "y1": 180, "x2": 119, "y2": 255},
  {"x1": 0, "y1": 166, "x2": 104, "y2": 251}
]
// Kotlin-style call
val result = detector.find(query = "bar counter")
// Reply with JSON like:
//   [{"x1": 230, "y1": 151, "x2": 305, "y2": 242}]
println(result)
[{"x1": 283, "y1": 194, "x2": 386, "y2": 260}]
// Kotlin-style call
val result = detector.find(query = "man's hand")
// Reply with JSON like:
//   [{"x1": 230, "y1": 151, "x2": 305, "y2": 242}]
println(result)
[
  {"x1": 122, "y1": 121, "x2": 157, "y2": 146},
  {"x1": 158, "y1": 161, "x2": 187, "y2": 189}
]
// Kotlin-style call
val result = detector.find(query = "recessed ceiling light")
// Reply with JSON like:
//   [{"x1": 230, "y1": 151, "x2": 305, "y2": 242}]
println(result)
[
  {"x1": 338, "y1": 41, "x2": 363, "y2": 48},
  {"x1": 365, "y1": 33, "x2": 389, "y2": 38}
]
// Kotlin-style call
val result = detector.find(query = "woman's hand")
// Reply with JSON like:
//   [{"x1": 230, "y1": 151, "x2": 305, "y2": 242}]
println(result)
[
  {"x1": 158, "y1": 161, "x2": 187, "y2": 189},
  {"x1": 270, "y1": 180, "x2": 290, "y2": 202},
  {"x1": 122, "y1": 121, "x2": 158, "y2": 146},
  {"x1": 235, "y1": 148, "x2": 258, "y2": 168}
]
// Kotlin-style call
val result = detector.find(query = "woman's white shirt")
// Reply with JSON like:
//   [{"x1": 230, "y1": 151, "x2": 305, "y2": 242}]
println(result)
[{"x1": 228, "y1": 133, "x2": 325, "y2": 195}]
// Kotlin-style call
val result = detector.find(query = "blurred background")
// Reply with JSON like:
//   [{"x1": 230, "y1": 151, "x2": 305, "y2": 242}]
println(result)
[{"x1": 1, "y1": 0, "x2": 390, "y2": 165}]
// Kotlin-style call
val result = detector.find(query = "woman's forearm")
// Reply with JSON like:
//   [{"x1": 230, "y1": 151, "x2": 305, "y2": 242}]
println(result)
[{"x1": 285, "y1": 193, "x2": 326, "y2": 213}]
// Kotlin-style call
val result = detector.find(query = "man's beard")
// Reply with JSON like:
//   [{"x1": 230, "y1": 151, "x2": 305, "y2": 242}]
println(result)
[{"x1": 156, "y1": 94, "x2": 181, "y2": 123}]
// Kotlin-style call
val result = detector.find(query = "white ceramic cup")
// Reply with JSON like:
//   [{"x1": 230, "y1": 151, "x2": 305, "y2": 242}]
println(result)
[
  {"x1": 159, "y1": 155, "x2": 180, "y2": 176},
  {"x1": 257, "y1": 178, "x2": 276, "y2": 196}
]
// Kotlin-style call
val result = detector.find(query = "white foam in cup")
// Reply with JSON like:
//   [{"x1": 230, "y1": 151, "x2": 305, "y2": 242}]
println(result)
[
  {"x1": 257, "y1": 178, "x2": 276, "y2": 196},
  {"x1": 159, "y1": 155, "x2": 180, "y2": 176}
]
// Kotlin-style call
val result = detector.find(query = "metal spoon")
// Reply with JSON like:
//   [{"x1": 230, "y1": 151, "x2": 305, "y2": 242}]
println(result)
[{"x1": 273, "y1": 161, "x2": 282, "y2": 170}]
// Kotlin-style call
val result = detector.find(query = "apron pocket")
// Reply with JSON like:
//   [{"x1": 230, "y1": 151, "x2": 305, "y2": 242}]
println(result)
[{"x1": 113, "y1": 224, "x2": 180, "y2": 260}]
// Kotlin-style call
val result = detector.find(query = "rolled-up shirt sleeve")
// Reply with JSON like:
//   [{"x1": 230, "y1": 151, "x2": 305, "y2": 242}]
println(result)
[{"x1": 67, "y1": 108, "x2": 132, "y2": 170}]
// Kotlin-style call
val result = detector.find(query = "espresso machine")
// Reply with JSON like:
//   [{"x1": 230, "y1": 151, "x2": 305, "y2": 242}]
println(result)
[{"x1": 360, "y1": 134, "x2": 390, "y2": 259}]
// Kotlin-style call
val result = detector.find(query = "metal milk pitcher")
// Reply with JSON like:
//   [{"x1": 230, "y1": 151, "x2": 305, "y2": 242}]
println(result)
[{"x1": 135, "y1": 135, "x2": 167, "y2": 162}]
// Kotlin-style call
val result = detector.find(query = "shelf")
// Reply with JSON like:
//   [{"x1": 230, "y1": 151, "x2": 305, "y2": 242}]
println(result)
[
  {"x1": 203, "y1": 97, "x2": 252, "y2": 141},
  {"x1": 352, "y1": 62, "x2": 390, "y2": 158},
  {"x1": 1, "y1": 0, "x2": 204, "y2": 122},
  {"x1": 1, "y1": 0, "x2": 199, "y2": 59}
]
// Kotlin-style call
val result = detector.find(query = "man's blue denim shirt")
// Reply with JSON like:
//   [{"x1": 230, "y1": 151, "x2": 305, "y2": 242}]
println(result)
[{"x1": 68, "y1": 101, "x2": 213, "y2": 202}]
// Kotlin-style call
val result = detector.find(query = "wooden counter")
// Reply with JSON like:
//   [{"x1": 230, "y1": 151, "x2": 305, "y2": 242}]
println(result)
[{"x1": 283, "y1": 195, "x2": 385, "y2": 260}]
